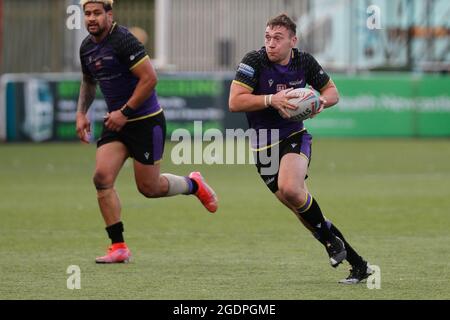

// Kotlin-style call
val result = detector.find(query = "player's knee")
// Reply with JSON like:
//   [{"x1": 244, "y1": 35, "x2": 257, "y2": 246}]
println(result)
[
  {"x1": 279, "y1": 185, "x2": 306, "y2": 206},
  {"x1": 137, "y1": 181, "x2": 162, "y2": 198},
  {"x1": 93, "y1": 171, "x2": 114, "y2": 190}
]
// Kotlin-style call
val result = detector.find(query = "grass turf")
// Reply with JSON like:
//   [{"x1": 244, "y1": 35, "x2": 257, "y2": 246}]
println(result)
[{"x1": 0, "y1": 139, "x2": 449, "y2": 299}]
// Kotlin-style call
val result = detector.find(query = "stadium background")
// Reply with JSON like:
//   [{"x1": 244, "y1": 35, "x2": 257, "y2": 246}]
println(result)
[{"x1": 0, "y1": 0, "x2": 449, "y2": 300}]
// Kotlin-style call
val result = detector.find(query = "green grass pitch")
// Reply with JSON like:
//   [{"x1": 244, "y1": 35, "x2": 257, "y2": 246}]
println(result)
[{"x1": 0, "y1": 139, "x2": 449, "y2": 299}]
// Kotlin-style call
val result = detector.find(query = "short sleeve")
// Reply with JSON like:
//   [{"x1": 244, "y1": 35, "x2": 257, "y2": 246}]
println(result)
[
  {"x1": 80, "y1": 58, "x2": 91, "y2": 76},
  {"x1": 233, "y1": 51, "x2": 261, "y2": 92},
  {"x1": 79, "y1": 38, "x2": 93, "y2": 77},
  {"x1": 114, "y1": 31, "x2": 148, "y2": 70},
  {"x1": 303, "y1": 53, "x2": 330, "y2": 91}
]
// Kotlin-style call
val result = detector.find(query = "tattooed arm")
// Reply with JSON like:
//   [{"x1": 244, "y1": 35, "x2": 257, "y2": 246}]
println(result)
[{"x1": 76, "y1": 74, "x2": 97, "y2": 143}]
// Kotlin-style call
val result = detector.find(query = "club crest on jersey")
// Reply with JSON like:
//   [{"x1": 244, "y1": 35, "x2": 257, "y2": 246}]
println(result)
[{"x1": 276, "y1": 84, "x2": 287, "y2": 92}]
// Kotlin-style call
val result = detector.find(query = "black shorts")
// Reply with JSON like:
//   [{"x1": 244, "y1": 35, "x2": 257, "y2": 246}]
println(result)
[
  {"x1": 97, "y1": 111, "x2": 166, "y2": 165},
  {"x1": 254, "y1": 130, "x2": 312, "y2": 193}
]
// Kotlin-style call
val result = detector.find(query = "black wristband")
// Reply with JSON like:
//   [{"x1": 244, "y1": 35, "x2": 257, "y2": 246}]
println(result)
[{"x1": 120, "y1": 105, "x2": 134, "y2": 118}]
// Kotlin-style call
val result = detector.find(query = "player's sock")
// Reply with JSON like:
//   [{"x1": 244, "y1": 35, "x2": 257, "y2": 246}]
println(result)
[
  {"x1": 327, "y1": 222, "x2": 364, "y2": 267},
  {"x1": 313, "y1": 221, "x2": 364, "y2": 267},
  {"x1": 106, "y1": 221, "x2": 124, "y2": 244},
  {"x1": 189, "y1": 178, "x2": 199, "y2": 194},
  {"x1": 297, "y1": 195, "x2": 334, "y2": 242},
  {"x1": 162, "y1": 173, "x2": 198, "y2": 195}
]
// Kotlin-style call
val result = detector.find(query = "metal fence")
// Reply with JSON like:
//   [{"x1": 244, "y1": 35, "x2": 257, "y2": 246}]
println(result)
[
  {"x1": 0, "y1": 0, "x2": 307, "y2": 73},
  {"x1": 2, "y1": 0, "x2": 66, "y2": 73},
  {"x1": 0, "y1": 0, "x2": 155, "y2": 74},
  {"x1": 167, "y1": 0, "x2": 308, "y2": 72}
]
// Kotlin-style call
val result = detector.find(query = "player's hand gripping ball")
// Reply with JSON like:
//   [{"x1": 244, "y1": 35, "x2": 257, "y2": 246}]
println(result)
[{"x1": 284, "y1": 88, "x2": 320, "y2": 122}]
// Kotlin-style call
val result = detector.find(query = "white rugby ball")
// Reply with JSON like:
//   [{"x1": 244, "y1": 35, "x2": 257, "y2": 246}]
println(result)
[{"x1": 285, "y1": 88, "x2": 320, "y2": 122}]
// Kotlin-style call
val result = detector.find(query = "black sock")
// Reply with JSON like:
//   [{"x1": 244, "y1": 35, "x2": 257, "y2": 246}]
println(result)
[
  {"x1": 190, "y1": 178, "x2": 199, "y2": 194},
  {"x1": 313, "y1": 221, "x2": 364, "y2": 267},
  {"x1": 297, "y1": 196, "x2": 334, "y2": 242},
  {"x1": 328, "y1": 223, "x2": 364, "y2": 267},
  {"x1": 105, "y1": 221, "x2": 124, "y2": 244}
]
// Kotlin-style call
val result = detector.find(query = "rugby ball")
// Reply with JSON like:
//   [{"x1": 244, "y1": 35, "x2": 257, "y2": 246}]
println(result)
[{"x1": 285, "y1": 88, "x2": 320, "y2": 122}]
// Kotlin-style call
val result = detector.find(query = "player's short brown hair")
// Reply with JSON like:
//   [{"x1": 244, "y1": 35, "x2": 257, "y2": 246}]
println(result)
[
  {"x1": 267, "y1": 13, "x2": 297, "y2": 36},
  {"x1": 80, "y1": 0, "x2": 114, "y2": 11}
]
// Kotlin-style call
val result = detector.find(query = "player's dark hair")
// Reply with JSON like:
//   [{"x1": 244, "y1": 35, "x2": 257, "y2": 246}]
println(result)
[{"x1": 267, "y1": 13, "x2": 297, "y2": 36}]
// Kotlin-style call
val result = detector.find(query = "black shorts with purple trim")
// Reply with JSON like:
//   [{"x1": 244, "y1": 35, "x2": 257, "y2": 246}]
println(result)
[
  {"x1": 97, "y1": 111, "x2": 166, "y2": 165},
  {"x1": 254, "y1": 130, "x2": 312, "y2": 193}
]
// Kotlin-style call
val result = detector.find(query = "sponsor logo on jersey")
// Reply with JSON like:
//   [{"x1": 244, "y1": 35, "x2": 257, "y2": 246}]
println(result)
[
  {"x1": 237, "y1": 63, "x2": 255, "y2": 77},
  {"x1": 289, "y1": 79, "x2": 303, "y2": 86},
  {"x1": 276, "y1": 84, "x2": 287, "y2": 92}
]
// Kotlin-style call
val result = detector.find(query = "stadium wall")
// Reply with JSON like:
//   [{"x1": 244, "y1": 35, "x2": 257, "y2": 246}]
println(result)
[
  {"x1": 2, "y1": 0, "x2": 448, "y2": 73},
  {"x1": 1, "y1": 72, "x2": 450, "y2": 142}
]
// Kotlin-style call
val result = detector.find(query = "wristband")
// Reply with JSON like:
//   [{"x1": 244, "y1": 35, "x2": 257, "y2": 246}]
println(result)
[
  {"x1": 268, "y1": 94, "x2": 273, "y2": 107},
  {"x1": 120, "y1": 104, "x2": 134, "y2": 118}
]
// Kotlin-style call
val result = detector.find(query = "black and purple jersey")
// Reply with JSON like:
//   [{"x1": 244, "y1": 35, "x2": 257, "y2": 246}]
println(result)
[
  {"x1": 80, "y1": 23, "x2": 160, "y2": 119},
  {"x1": 233, "y1": 47, "x2": 330, "y2": 149}
]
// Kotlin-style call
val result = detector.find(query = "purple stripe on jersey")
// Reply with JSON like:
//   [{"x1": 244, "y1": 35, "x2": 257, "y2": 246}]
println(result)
[
  {"x1": 248, "y1": 63, "x2": 307, "y2": 148},
  {"x1": 234, "y1": 48, "x2": 331, "y2": 149},
  {"x1": 247, "y1": 111, "x2": 303, "y2": 149},
  {"x1": 80, "y1": 25, "x2": 160, "y2": 118}
]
